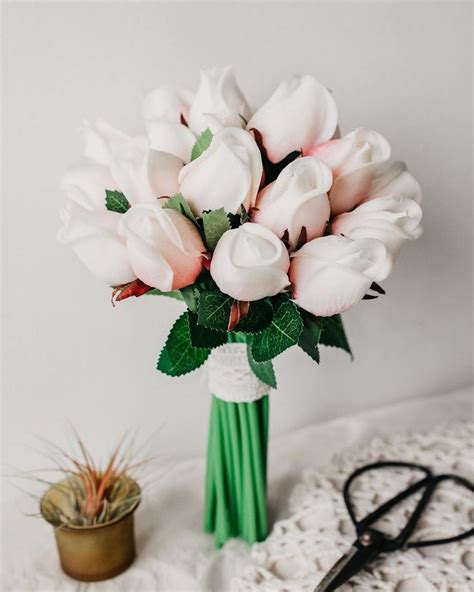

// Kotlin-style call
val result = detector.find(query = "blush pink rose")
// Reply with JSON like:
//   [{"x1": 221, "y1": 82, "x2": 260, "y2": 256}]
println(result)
[
  {"x1": 59, "y1": 162, "x2": 135, "y2": 285},
  {"x1": 119, "y1": 203, "x2": 205, "y2": 291},
  {"x1": 110, "y1": 137, "x2": 183, "y2": 204},
  {"x1": 143, "y1": 85, "x2": 196, "y2": 163},
  {"x1": 364, "y1": 161, "x2": 422, "y2": 204},
  {"x1": 179, "y1": 128, "x2": 263, "y2": 216},
  {"x1": 188, "y1": 66, "x2": 251, "y2": 135},
  {"x1": 332, "y1": 195, "x2": 423, "y2": 260},
  {"x1": 61, "y1": 163, "x2": 116, "y2": 211},
  {"x1": 253, "y1": 156, "x2": 332, "y2": 250},
  {"x1": 210, "y1": 223, "x2": 290, "y2": 301},
  {"x1": 82, "y1": 119, "x2": 131, "y2": 166},
  {"x1": 247, "y1": 74, "x2": 337, "y2": 163},
  {"x1": 58, "y1": 201, "x2": 136, "y2": 286},
  {"x1": 290, "y1": 235, "x2": 390, "y2": 317},
  {"x1": 309, "y1": 128, "x2": 391, "y2": 216}
]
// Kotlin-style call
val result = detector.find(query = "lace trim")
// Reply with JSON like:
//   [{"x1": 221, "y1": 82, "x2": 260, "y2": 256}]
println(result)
[{"x1": 206, "y1": 343, "x2": 270, "y2": 403}]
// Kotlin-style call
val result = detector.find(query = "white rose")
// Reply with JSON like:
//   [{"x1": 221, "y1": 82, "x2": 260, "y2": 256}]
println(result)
[
  {"x1": 365, "y1": 161, "x2": 422, "y2": 204},
  {"x1": 110, "y1": 137, "x2": 183, "y2": 204},
  {"x1": 332, "y1": 195, "x2": 423, "y2": 258},
  {"x1": 58, "y1": 201, "x2": 135, "y2": 286},
  {"x1": 253, "y1": 157, "x2": 332, "y2": 250},
  {"x1": 143, "y1": 85, "x2": 196, "y2": 163},
  {"x1": 118, "y1": 203, "x2": 205, "y2": 291},
  {"x1": 61, "y1": 164, "x2": 116, "y2": 210},
  {"x1": 187, "y1": 66, "x2": 251, "y2": 135},
  {"x1": 290, "y1": 235, "x2": 390, "y2": 317},
  {"x1": 179, "y1": 128, "x2": 263, "y2": 216},
  {"x1": 146, "y1": 120, "x2": 196, "y2": 163},
  {"x1": 309, "y1": 128, "x2": 391, "y2": 215},
  {"x1": 82, "y1": 119, "x2": 130, "y2": 166},
  {"x1": 247, "y1": 75, "x2": 338, "y2": 163},
  {"x1": 210, "y1": 223, "x2": 290, "y2": 301},
  {"x1": 143, "y1": 84, "x2": 194, "y2": 123}
]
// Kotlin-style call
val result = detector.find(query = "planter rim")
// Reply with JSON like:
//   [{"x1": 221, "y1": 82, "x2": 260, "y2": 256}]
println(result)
[{"x1": 40, "y1": 475, "x2": 141, "y2": 532}]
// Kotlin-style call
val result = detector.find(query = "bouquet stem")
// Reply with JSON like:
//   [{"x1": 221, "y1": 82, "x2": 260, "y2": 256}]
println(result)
[{"x1": 204, "y1": 344, "x2": 269, "y2": 547}]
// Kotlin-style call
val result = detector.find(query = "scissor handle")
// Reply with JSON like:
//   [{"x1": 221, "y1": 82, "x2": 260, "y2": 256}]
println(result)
[
  {"x1": 343, "y1": 461, "x2": 433, "y2": 530},
  {"x1": 344, "y1": 463, "x2": 474, "y2": 552},
  {"x1": 406, "y1": 473, "x2": 474, "y2": 549}
]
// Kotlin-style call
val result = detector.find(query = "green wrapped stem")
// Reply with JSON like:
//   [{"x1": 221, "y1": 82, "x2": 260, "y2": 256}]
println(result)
[
  {"x1": 204, "y1": 335, "x2": 269, "y2": 547},
  {"x1": 204, "y1": 396, "x2": 269, "y2": 547}
]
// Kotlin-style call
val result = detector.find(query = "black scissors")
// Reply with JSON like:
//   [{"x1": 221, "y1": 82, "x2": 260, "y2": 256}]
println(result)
[{"x1": 314, "y1": 460, "x2": 474, "y2": 591}]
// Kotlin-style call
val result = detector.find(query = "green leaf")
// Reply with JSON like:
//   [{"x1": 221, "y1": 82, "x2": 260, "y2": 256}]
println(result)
[
  {"x1": 247, "y1": 345, "x2": 277, "y2": 388},
  {"x1": 202, "y1": 208, "x2": 231, "y2": 251},
  {"x1": 163, "y1": 193, "x2": 197, "y2": 225},
  {"x1": 298, "y1": 312, "x2": 322, "y2": 364},
  {"x1": 239, "y1": 206, "x2": 251, "y2": 224},
  {"x1": 105, "y1": 190, "x2": 130, "y2": 213},
  {"x1": 197, "y1": 290, "x2": 233, "y2": 331},
  {"x1": 319, "y1": 314, "x2": 353, "y2": 358},
  {"x1": 298, "y1": 311, "x2": 322, "y2": 363},
  {"x1": 157, "y1": 313, "x2": 211, "y2": 376},
  {"x1": 235, "y1": 299, "x2": 273, "y2": 333},
  {"x1": 180, "y1": 285, "x2": 199, "y2": 313},
  {"x1": 188, "y1": 311, "x2": 227, "y2": 348},
  {"x1": 251, "y1": 299, "x2": 303, "y2": 362},
  {"x1": 227, "y1": 206, "x2": 251, "y2": 229},
  {"x1": 299, "y1": 337, "x2": 320, "y2": 363},
  {"x1": 147, "y1": 289, "x2": 184, "y2": 301},
  {"x1": 191, "y1": 128, "x2": 213, "y2": 161}
]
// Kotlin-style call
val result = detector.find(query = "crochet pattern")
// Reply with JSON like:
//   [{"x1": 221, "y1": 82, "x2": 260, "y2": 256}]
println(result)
[{"x1": 235, "y1": 421, "x2": 474, "y2": 591}]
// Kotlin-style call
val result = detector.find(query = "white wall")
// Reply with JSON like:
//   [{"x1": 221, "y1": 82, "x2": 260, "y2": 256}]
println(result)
[{"x1": 2, "y1": 2, "x2": 472, "y2": 495}]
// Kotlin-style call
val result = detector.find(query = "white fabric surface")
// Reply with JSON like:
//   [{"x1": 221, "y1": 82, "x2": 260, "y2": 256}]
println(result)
[
  {"x1": 237, "y1": 421, "x2": 474, "y2": 591},
  {"x1": 2, "y1": 386, "x2": 472, "y2": 592}
]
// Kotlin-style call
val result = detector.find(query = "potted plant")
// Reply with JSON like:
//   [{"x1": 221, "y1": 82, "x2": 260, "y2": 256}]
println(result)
[{"x1": 36, "y1": 434, "x2": 142, "y2": 581}]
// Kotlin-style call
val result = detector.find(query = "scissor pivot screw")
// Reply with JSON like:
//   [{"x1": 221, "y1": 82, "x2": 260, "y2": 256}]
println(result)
[{"x1": 359, "y1": 533, "x2": 373, "y2": 546}]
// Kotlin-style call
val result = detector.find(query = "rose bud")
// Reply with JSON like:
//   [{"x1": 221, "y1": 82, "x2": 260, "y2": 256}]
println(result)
[
  {"x1": 58, "y1": 201, "x2": 136, "y2": 286},
  {"x1": 146, "y1": 120, "x2": 196, "y2": 164},
  {"x1": 143, "y1": 84, "x2": 194, "y2": 123},
  {"x1": 247, "y1": 75, "x2": 338, "y2": 163},
  {"x1": 210, "y1": 223, "x2": 290, "y2": 301},
  {"x1": 179, "y1": 128, "x2": 263, "y2": 216},
  {"x1": 365, "y1": 161, "x2": 422, "y2": 204},
  {"x1": 253, "y1": 156, "x2": 332, "y2": 250},
  {"x1": 309, "y1": 128, "x2": 391, "y2": 216},
  {"x1": 61, "y1": 164, "x2": 117, "y2": 210},
  {"x1": 82, "y1": 119, "x2": 130, "y2": 167},
  {"x1": 332, "y1": 195, "x2": 423, "y2": 259},
  {"x1": 110, "y1": 137, "x2": 183, "y2": 205},
  {"x1": 143, "y1": 85, "x2": 196, "y2": 163},
  {"x1": 187, "y1": 66, "x2": 251, "y2": 135},
  {"x1": 290, "y1": 235, "x2": 390, "y2": 317},
  {"x1": 118, "y1": 203, "x2": 205, "y2": 291}
]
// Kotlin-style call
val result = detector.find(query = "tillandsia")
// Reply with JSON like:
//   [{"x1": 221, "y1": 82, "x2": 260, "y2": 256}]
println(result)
[
  {"x1": 58, "y1": 66, "x2": 422, "y2": 382},
  {"x1": 21, "y1": 432, "x2": 146, "y2": 528}
]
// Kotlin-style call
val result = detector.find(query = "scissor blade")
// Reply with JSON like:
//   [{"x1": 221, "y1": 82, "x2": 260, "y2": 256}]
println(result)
[
  {"x1": 314, "y1": 546, "x2": 359, "y2": 592},
  {"x1": 314, "y1": 535, "x2": 382, "y2": 592}
]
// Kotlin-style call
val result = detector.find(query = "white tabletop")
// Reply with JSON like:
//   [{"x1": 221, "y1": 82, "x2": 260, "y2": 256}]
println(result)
[{"x1": 2, "y1": 386, "x2": 472, "y2": 591}]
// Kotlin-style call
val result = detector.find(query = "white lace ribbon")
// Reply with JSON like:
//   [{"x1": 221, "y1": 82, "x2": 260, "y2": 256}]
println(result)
[{"x1": 206, "y1": 343, "x2": 270, "y2": 403}]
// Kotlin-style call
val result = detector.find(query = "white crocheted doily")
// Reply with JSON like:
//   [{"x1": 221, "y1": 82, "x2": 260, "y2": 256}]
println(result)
[{"x1": 234, "y1": 421, "x2": 474, "y2": 592}]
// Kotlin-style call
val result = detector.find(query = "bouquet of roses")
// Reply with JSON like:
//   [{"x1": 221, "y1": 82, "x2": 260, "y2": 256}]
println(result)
[{"x1": 58, "y1": 66, "x2": 422, "y2": 547}]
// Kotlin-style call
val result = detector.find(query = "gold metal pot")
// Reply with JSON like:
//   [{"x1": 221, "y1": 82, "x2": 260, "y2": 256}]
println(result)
[{"x1": 40, "y1": 476, "x2": 140, "y2": 582}]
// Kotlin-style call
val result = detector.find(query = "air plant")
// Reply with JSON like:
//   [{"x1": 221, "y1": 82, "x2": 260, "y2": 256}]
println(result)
[{"x1": 17, "y1": 430, "x2": 153, "y2": 528}]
